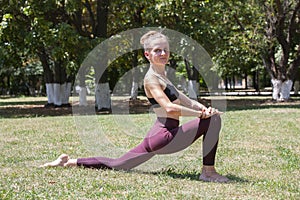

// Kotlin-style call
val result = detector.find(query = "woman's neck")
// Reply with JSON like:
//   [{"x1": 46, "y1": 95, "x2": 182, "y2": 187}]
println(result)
[{"x1": 150, "y1": 64, "x2": 165, "y2": 76}]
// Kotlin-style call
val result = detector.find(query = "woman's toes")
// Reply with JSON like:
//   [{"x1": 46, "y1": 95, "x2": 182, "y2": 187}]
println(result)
[{"x1": 40, "y1": 154, "x2": 69, "y2": 167}]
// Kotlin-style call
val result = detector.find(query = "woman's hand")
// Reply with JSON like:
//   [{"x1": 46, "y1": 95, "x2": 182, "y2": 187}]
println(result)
[{"x1": 199, "y1": 107, "x2": 223, "y2": 119}]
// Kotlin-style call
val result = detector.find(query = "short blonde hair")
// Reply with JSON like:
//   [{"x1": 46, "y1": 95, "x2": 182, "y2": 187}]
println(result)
[{"x1": 140, "y1": 31, "x2": 169, "y2": 50}]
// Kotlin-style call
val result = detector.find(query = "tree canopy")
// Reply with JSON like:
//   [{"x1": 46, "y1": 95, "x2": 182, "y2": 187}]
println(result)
[{"x1": 0, "y1": 0, "x2": 299, "y2": 97}]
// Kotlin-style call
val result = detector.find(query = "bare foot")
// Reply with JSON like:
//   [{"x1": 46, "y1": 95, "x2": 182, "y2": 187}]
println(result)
[
  {"x1": 199, "y1": 166, "x2": 229, "y2": 183},
  {"x1": 40, "y1": 154, "x2": 69, "y2": 167}
]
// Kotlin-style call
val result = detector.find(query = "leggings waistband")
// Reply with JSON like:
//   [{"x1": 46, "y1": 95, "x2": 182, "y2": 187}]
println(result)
[{"x1": 156, "y1": 117, "x2": 179, "y2": 129}]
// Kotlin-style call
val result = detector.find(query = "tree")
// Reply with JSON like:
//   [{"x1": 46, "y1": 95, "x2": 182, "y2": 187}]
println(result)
[
  {"x1": 206, "y1": 0, "x2": 300, "y2": 99},
  {"x1": 262, "y1": 0, "x2": 300, "y2": 100},
  {"x1": 2, "y1": 0, "x2": 298, "y2": 103},
  {"x1": 91, "y1": 0, "x2": 111, "y2": 112},
  {"x1": 0, "y1": 0, "x2": 32, "y2": 95},
  {"x1": 151, "y1": 1, "x2": 213, "y2": 97},
  {"x1": 184, "y1": 59, "x2": 200, "y2": 99},
  {"x1": 0, "y1": 0, "x2": 89, "y2": 105},
  {"x1": 196, "y1": 0, "x2": 264, "y2": 91},
  {"x1": 108, "y1": 1, "x2": 156, "y2": 100},
  {"x1": 76, "y1": 0, "x2": 157, "y2": 109}
]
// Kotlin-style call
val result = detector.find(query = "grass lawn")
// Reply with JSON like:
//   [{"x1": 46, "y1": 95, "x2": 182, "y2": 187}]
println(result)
[{"x1": 0, "y1": 96, "x2": 299, "y2": 199}]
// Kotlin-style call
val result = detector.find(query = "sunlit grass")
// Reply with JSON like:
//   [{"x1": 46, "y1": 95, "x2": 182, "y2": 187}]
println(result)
[{"x1": 0, "y1": 97, "x2": 299, "y2": 199}]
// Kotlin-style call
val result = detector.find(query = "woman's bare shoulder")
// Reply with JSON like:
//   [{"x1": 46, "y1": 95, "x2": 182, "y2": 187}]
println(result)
[{"x1": 144, "y1": 73, "x2": 159, "y2": 85}]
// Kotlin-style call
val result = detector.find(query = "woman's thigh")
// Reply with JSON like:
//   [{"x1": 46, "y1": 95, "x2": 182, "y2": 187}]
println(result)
[{"x1": 154, "y1": 117, "x2": 214, "y2": 154}]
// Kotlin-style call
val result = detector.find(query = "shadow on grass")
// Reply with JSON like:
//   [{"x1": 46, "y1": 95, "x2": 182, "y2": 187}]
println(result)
[
  {"x1": 0, "y1": 98, "x2": 154, "y2": 118},
  {"x1": 201, "y1": 97, "x2": 300, "y2": 112},
  {"x1": 1, "y1": 96, "x2": 299, "y2": 118},
  {"x1": 0, "y1": 100, "x2": 46, "y2": 106},
  {"x1": 226, "y1": 174, "x2": 249, "y2": 183},
  {"x1": 160, "y1": 170, "x2": 248, "y2": 183},
  {"x1": 0, "y1": 105, "x2": 73, "y2": 118},
  {"x1": 132, "y1": 168, "x2": 249, "y2": 183}
]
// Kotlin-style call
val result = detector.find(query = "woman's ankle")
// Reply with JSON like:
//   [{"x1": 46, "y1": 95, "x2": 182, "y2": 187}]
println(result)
[
  {"x1": 65, "y1": 158, "x2": 78, "y2": 167},
  {"x1": 200, "y1": 165, "x2": 229, "y2": 183},
  {"x1": 202, "y1": 165, "x2": 216, "y2": 173}
]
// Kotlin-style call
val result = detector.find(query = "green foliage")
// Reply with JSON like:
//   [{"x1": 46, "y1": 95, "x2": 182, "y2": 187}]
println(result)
[
  {"x1": 0, "y1": 0, "x2": 94, "y2": 91},
  {"x1": 206, "y1": 0, "x2": 265, "y2": 78},
  {"x1": 0, "y1": 0, "x2": 299, "y2": 94}
]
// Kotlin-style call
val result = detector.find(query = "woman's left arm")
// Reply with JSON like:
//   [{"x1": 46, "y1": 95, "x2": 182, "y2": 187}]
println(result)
[{"x1": 177, "y1": 90, "x2": 206, "y2": 111}]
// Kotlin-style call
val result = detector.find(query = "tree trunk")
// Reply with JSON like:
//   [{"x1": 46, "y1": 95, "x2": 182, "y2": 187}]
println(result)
[
  {"x1": 263, "y1": 54, "x2": 294, "y2": 100},
  {"x1": 244, "y1": 73, "x2": 248, "y2": 89},
  {"x1": 130, "y1": 80, "x2": 138, "y2": 100},
  {"x1": 37, "y1": 47, "x2": 72, "y2": 107},
  {"x1": 255, "y1": 70, "x2": 260, "y2": 92},
  {"x1": 130, "y1": 51, "x2": 139, "y2": 100},
  {"x1": 95, "y1": 82, "x2": 111, "y2": 112},
  {"x1": 224, "y1": 76, "x2": 228, "y2": 90},
  {"x1": 232, "y1": 75, "x2": 235, "y2": 89},
  {"x1": 77, "y1": 64, "x2": 88, "y2": 106},
  {"x1": 184, "y1": 59, "x2": 199, "y2": 99},
  {"x1": 271, "y1": 79, "x2": 293, "y2": 101},
  {"x1": 37, "y1": 47, "x2": 55, "y2": 106},
  {"x1": 51, "y1": 82, "x2": 72, "y2": 106},
  {"x1": 179, "y1": 76, "x2": 188, "y2": 93},
  {"x1": 51, "y1": 60, "x2": 70, "y2": 106},
  {"x1": 167, "y1": 59, "x2": 177, "y2": 83},
  {"x1": 94, "y1": 0, "x2": 111, "y2": 112},
  {"x1": 263, "y1": 1, "x2": 300, "y2": 100},
  {"x1": 62, "y1": 82, "x2": 72, "y2": 105},
  {"x1": 78, "y1": 86, "x2": 88, "y2": 106},
  {"x1": 96, "y1": 0, "x2": 108, "y2": 38},
  {"x1": 280, "y1": 79, "x2": 293, "y2": 100},
  {"x1": 53, "y1": 83, "x2": 62, "y2": 106},
  {"x1": 45, "y1": 83, "x2": 54, "y2": 105},
  {"x1": 94, "y1": 53, "x2": 111, "y2": 111},
  {"x1": 294, "y1": 81, "x2": 299, "y2": 95},
  {"x1": 188, "y1": 80, "x2": 199, "y2": 99}
]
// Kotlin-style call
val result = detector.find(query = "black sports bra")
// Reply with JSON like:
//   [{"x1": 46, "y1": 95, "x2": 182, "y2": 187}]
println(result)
[{"x1": 147, "y1": 84, "x2": 179, "y2": 105}]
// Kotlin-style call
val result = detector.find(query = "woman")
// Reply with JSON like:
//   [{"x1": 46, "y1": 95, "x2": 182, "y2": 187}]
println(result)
[{"x1": 41, "y1": 31, "x2": 229, "y2": 183}]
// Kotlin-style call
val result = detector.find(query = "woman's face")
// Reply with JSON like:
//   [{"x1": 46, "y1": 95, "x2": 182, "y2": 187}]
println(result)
[{"x1": 145, "y1": 38, "x2": 170, "y2": 67}]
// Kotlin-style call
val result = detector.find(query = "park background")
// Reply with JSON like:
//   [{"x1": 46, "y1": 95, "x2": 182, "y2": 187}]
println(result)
[{"x1": 1, "y1": 0, "x2": 300, "y2": 199}]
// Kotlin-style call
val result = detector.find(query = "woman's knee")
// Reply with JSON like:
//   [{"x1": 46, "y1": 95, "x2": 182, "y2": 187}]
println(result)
[
  {"x1": 211, "y1": 114, "x2": 221, "y2": 127},
  {"x1": 204, "y1": 115, "x2": 221, "y2": 134}
]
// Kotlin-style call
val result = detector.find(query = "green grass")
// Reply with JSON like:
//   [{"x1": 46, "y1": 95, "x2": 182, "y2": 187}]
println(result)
[{"x1": 0, "y1": 97, "x2": 299, "y2": 199}]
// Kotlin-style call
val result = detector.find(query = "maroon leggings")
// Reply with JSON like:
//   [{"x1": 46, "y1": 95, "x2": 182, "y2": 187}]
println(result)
[{"x1": 77, "y1": 115, "x2": 221, "y2": 170}]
